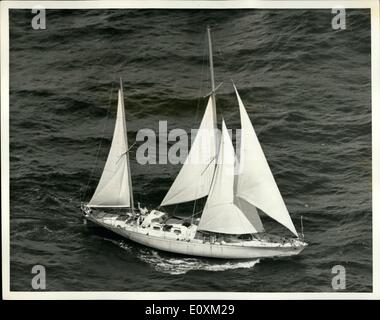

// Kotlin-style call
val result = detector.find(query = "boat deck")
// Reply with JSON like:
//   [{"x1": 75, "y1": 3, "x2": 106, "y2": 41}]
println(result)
[{"x1": 86, "y1": 209, "x2": 305, "y2": 249}]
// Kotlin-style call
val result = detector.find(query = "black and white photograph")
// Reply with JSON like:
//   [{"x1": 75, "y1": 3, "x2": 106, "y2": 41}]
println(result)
[{"x1": 1, "y1": 0, "x2": 379, "y2": 299}]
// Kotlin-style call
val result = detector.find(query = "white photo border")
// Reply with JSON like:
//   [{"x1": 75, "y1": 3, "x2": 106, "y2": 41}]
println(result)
[{"x1": 1, "y1": 0, "x2": 379, "y2": 300}]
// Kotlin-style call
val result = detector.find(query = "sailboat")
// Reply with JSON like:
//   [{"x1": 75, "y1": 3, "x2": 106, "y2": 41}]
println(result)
[{"x1": 81, "y1": 27, "x2": 307, "y2": 259}]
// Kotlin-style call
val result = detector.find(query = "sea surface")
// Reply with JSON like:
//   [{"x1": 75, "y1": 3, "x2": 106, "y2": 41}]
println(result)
[{"x1": 9, "y1": 9, "x2": 372, "y2": 292}]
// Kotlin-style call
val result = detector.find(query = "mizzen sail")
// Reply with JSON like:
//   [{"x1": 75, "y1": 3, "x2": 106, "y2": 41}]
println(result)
[
  {"x1": 160, "y1": 97, "x2": 218, "y2": 206},
  {"x1": 198, "y1": 121, "x2": 257, "y2": 234},
  {"x1": 88, "y1": 87, "x2": 132, "y2": 208},
  {"x1": 234, "y1": 85, "x2": 298, "y2": 236}
]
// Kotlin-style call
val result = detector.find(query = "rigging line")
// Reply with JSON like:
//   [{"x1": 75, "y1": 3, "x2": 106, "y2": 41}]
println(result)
[
  {"x1": 216, "y1": 46, "x2": 230, "y2": 84},
  {"x1": 190, "y1": 32, "x2": 208, "y2": 220},
  {"x1": 115, "y1": 141, "x2": 138, "y2": 165},
  {"x1": 189, "y1": 209, "x2": 202, "y2": 218},
  {"x1": 191, "y1": 199, "x2": 197, "y2": 225},
  {"x1": 192, "y1": 31, "x2": 208, "y2": 130},
  {"x1": 82, "y1": 81, "x2": 116, "y2": 202},
  {"x1": 201, "y1": 156, "x2": 216, "y2": 176}
]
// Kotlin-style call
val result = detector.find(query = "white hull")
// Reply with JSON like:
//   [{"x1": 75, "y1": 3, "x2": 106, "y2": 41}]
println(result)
[{"x1": 85, "y1": 213, "x2": 307, "y2": 260}]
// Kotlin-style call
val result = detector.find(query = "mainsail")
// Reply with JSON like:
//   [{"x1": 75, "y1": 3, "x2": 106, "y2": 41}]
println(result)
[
  {"x1": 88, "y1": 86, "x2": 132, "y2": 208},
  {"x1": 160, "y1": 97, "x2": 218, "y2": 206},
  {"x1": 233, "y1": 85, "x2": 298, "y2": 236},
  {"x1": 198, "y1": 121, "x2": 258, "y2": 234}
]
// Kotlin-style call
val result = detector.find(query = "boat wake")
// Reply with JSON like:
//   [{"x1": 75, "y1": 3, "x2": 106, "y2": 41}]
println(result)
[{"x1": 116, "y1": 240, "x2": 260, "y2": 275}]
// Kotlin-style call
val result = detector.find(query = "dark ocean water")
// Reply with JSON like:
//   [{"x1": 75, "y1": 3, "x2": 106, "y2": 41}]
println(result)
[{"x1": 9, "y1": 9, "x2": 372, "y2": 292}]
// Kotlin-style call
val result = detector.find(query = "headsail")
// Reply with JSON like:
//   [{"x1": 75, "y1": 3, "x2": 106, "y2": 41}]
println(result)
[
  {"x1": 234, "y1": 196, "x2": 265, "y2": 233},
  {"x1": 88, "y1": 86, "x2": 132, "y2": 208},
  {"x1": 198, "y1": 121, "x2": 258, "y2": 234},
  {"x1": 233, "y1": 85, "x2": 298, "y2": 236},
  {"x1": 160, "y1": 97, "x2": 218, "y2": 206},
  {"x1": 234, "y1": 143, "x2": 265, "y2": 233}
]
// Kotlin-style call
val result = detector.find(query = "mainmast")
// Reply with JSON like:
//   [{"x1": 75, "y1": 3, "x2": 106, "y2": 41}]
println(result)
[
  {"x1": 207, "y1": 26, "x2": 217, "y2": 128},
  {"x1": 120, "y1": 78, "x2": 135, "y2": 212}
]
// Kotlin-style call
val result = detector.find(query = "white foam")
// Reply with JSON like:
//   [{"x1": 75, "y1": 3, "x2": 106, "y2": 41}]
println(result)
[
  {"x1": 111, "y1": 239, "x2": 260, "y2": 274},
  {"x1": 137, "y1": 248, "x2": 260, "y2": 275}
]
